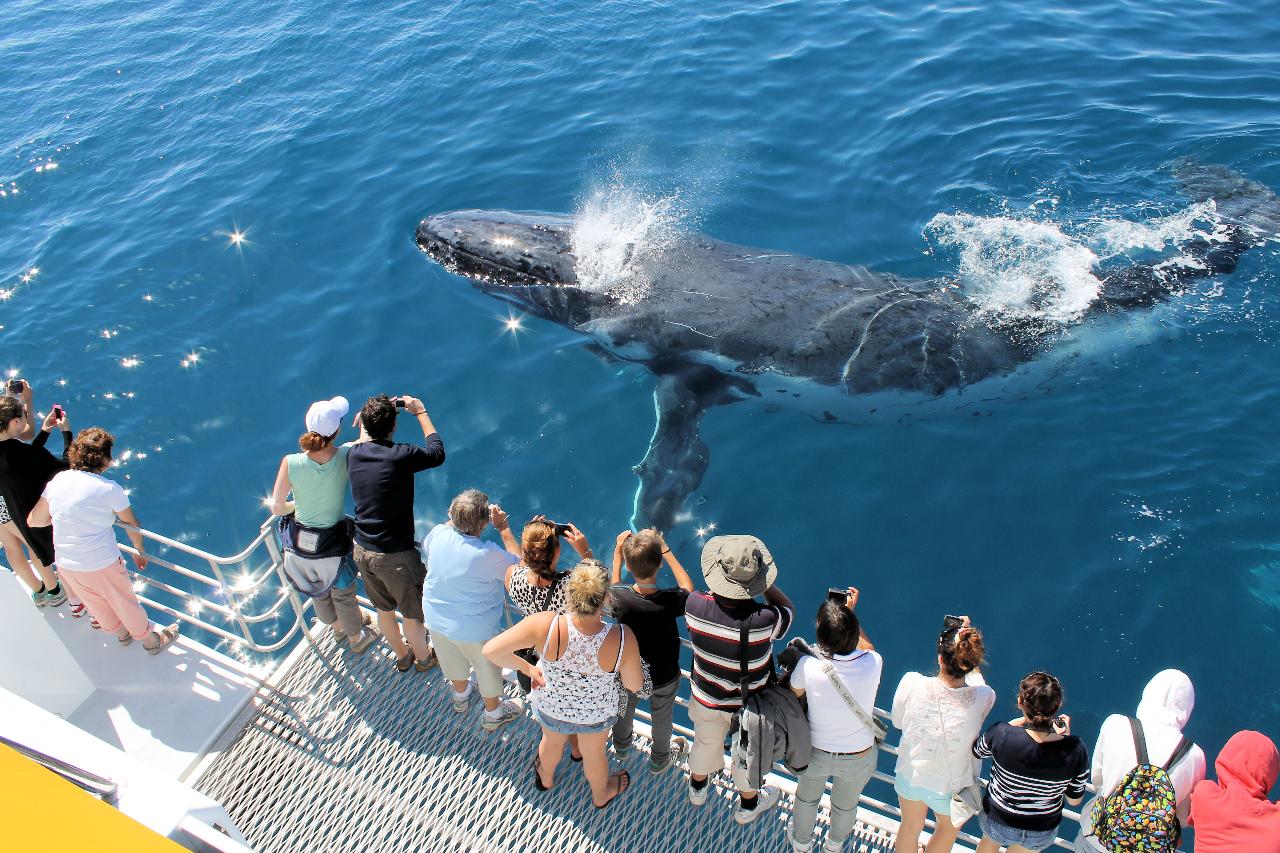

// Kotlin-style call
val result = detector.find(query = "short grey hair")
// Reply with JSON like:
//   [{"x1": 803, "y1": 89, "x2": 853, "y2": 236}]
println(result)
[{"x1": 448, "y1": 488, "x2": 490, "y2": 536}]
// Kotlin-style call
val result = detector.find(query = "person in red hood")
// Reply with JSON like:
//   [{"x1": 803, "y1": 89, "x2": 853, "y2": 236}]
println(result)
[{"x1": 1190, "y1": 730, "x2": 1280, "y2": 851}]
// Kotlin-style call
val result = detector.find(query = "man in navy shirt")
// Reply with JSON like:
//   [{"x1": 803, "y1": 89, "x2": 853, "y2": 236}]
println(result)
[{"x1": 348, "y1": 394, "x2": 445, "y2": 672}]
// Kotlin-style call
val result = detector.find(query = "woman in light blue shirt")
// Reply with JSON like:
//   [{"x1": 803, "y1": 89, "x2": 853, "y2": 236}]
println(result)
[{"x1": 421, "y1": 488, "x2": 525, "y2": 733}]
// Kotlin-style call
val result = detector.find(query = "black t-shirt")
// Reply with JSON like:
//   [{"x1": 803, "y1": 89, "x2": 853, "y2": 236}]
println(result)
[
  {"x1": 973, "y1": 721, "x2": 1089, "y2": 831},
  {"x1": 610, "y1": 584, "x2": 689, "y2": 686},
  {"x1": 347, "y1": 435, "x2": 445, "y2": 553},
  {"x1": 0, "y1": 435, "x2": 67, "y2": 565}
]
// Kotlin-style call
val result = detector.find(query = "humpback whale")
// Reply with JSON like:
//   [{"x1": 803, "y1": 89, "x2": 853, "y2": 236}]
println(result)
[{"x1": 416, "y1": 164, "x2": 1279, "y2": 530}]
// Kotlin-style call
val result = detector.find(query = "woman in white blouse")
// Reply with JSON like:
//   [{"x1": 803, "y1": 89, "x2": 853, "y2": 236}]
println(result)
[{"x1": 891, "y1": 616, "x2": 995, "y2": 853}]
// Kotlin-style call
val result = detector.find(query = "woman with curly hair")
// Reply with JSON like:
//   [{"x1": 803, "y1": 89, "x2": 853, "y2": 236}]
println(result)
[
  {"x1": 891, "y1": 616, "x2": 995, "y2": 853},
  {"x1": 27, "y1": 428, "x2": 179, "y2": 654}
]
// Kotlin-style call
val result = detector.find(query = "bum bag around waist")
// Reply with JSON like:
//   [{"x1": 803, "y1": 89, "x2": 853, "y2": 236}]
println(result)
[{"x1": 279, "y1": 514, "x2": 354, "y2": 560}]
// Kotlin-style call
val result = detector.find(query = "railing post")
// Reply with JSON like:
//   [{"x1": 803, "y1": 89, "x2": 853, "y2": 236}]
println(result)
[{"x1": 205, "y1": 558, "x2": 258, "y2": 649}]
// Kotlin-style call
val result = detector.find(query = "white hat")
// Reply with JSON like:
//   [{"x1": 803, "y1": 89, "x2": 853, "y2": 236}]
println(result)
[{"x1": 304, "y1": 396, "x2": 349, "y2": 437}]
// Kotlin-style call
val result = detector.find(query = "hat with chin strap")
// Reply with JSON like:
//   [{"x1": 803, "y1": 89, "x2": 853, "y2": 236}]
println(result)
[{"x1": 700, "y1": 534, "x2": 777, "y2": 600}]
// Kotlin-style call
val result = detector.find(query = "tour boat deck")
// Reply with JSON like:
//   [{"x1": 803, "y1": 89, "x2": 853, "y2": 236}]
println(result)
[{"x1": 194, "y1": 629, "x2": 900, "y2": 853}]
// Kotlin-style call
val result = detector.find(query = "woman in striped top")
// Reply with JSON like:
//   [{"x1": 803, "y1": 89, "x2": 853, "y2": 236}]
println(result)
[{"x1": 973, "y1": 671, "x2": 1089, "y2": 853}]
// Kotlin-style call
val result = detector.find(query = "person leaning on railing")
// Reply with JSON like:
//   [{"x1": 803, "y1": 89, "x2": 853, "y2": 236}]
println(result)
[
  {"x1": 786, "y1": 587, "x2": 882, "y2": 853},
  {"x1": 1189, "y1": 730, "x2": 1280, "y2": 851},
  {"x1": 269, "y1": 396, "x2": 378, "y2": 655},
  {"x1": 973, "y1": 671, "x2": 1089, "y2": 853},
  {"x1": 1075, "y1": 669, "x2": 1205, "y2": 852},
  {"x1": 683, "y1": 534, "x2": 795, "y2": 825},
  {"x1": 0, "y1": 388, "x2": 70, "y2": 608},
  {"x1": 346, "y1": 394, "x2": 443, "y2": 673},
  {"x1": 27, "y1": 427, "x2": 179, "y2": 654},
  {"x1": 890, "y1": 615, "x2": 994, "y2": 853},
  {"x1": 485, "y1": 560, "x2": 643, "y2": 809},
  {"x1": 608, "y1": 527, "x2": 694, "y2": 774},
  {"x1": 419, "y1": 490, "x2": 525, "y2": 733}
]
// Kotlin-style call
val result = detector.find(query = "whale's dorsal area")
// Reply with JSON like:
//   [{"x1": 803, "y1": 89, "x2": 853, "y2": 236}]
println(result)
[{"x1": 417, "y1": 164, "x2": 1279, "y2": 528}]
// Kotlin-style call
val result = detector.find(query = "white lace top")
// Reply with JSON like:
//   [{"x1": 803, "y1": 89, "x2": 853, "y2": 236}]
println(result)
[
  {"x1": 891, "y1": 670, "x2": 996, "y2": 795},
  {"x1": 529, "y1": 615, "x2": 624, "y2": 725}
]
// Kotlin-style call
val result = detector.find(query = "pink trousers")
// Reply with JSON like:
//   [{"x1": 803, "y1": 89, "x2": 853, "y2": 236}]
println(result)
[{"x1": 59, "y1": 558, "x2": 151, "y2": 639}]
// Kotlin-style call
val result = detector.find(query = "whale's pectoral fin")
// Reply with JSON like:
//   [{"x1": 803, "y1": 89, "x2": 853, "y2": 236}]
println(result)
[{"x1": 630, "y1": 364, "x2": 758, "y2": 532}]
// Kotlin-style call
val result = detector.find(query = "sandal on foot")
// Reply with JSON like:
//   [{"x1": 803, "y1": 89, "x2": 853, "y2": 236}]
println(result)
[
  {"x1": 533, "y1": 756, "x2": 553, "y2": 792},
  {"x1": 593, "y1": 771, "x2": 631, "y2": 809},
  {"x1": 117, "y1": 631, "x2": 133, "y2": 647},
  {"x1": 144, "y1": 623, "x2": 180, "y2": 655},
  {"x1": 70, "y1": 601, "x2": 87, "y2": 618},
  {"x1": 570, "y1": 751, "x2": 583, "y2": 763}
]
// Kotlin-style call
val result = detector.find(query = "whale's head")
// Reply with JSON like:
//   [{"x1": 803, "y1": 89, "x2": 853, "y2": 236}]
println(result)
[{"x1": 417, "y1": 210, "x2": 612, "y2": 326}]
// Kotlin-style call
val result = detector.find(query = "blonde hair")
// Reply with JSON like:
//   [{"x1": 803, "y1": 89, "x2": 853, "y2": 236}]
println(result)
[{"x1": 566, "y1": 559, "x2": 609, "y2": 617}]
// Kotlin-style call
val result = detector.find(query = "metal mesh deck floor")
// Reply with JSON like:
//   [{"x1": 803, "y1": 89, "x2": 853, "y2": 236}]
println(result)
[{"x1": 195, "y1": 634, "x2": 897, "y2": 853}]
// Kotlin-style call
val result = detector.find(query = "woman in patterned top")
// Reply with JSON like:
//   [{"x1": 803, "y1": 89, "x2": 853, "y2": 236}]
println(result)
[{"x1": 504, "y1": 516, "x2": 594, "y2": 617}]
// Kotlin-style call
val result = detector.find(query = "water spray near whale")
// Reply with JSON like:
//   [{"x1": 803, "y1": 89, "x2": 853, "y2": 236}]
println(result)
[{"x1": 416, "y1": 164, "x2": 1280, "y2": 530}]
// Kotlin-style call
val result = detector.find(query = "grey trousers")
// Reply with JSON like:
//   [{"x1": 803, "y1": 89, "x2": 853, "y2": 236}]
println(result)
[
  {"x1": 792, "y1": 746, "x2": 878, "y2": 846},
  {"x1": 612, "y1": 677, "x2": 680, "y2": 761},
  {"x1": 313, "y1": 582, "x2": 362, "y2": 639}
]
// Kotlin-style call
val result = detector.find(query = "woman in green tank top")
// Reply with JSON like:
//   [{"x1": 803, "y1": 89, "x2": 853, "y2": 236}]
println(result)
[{"x1": 268, "y1": 396, "x2": 377, "y2": 654}]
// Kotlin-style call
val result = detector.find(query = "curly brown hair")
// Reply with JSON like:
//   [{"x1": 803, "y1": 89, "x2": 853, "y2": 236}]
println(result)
[
  {"x1": 939, "y1": 626, "x2": 986, "y2": 679},
  {"x1": 521, "y1": 520, "x2": 559, "y2": 580},
  {"x1": 1018, "y1": 671, "x2": 1064, "y2": 725},
  {"x1": 68, "y1": 427, "x2": 115, "y2": 472}
]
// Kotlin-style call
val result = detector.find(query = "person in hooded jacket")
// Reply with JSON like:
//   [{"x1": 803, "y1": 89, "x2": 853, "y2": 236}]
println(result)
[
  {"x1": 1075, "y1": 669, "x2": 1207, "y2": 851},
  {"x1": 1189, "y1": 730, "x2": 1280, "y2": 852}
]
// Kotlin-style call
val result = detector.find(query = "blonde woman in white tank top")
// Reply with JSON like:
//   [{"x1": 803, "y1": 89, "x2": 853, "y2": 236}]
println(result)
[{"x1": 485, "y1": 559, "x2": 644, "y2": 809}]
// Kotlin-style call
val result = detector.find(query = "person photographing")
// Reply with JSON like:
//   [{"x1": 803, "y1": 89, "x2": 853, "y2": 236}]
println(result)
[{"x1": 347, "y1": 394, "x2": 444, "y2": 673}]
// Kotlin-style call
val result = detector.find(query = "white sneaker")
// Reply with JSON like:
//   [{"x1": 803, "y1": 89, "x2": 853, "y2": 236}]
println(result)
[
  {"x1": 451, "y1": 675, "x2": 477, "y2": 713},
  {"x1": 733, "y1": 785, "x2": 781, "y2": 825},
  {"x1": 687, "y1": 779, "x2": 709, "y2": 807},
  {"x1": 821, "y1": 839, "x2": 844, "y2": 852},
  {"x1": 481, "y1": 697, "x2": 524, "y2": 732}
]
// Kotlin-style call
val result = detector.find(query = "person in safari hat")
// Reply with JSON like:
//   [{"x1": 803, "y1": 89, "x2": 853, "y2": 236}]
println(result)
[{"x1": 683, "y1": 534, "x2": 795, "y2": 825}]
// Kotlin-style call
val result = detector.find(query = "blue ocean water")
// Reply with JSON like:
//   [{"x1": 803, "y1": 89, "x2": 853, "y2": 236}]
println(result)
[{"x1": 4, "y1": 0, "x2": 1279, "y2": 784}]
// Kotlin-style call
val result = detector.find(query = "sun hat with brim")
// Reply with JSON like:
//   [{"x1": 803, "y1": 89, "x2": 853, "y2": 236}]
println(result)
[
  {"x1": 305, "y1": 396, "x2": 350, "y2": 437},
  {"x1": 700, "y1": 535, "x2": 777, "y2": 600}
]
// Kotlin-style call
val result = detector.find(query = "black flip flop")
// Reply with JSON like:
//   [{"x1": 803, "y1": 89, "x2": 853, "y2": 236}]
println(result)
[
  {"x1": 570, "y1": 752, "x2": 583, "y2": 763},
  {"x1": 593, "y1": 770, "x2": 631, "y2": 809},
  {"x1": 533, "y1": 756, "x2": 552, "y2": 792}
]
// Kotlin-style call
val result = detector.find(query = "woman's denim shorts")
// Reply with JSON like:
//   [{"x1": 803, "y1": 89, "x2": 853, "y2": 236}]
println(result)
[
  {"x1": 980, "y1": 811, "x2": 1059, "y2": 852},
  {"x1": 531, "y1": 705, "x2": 618, "y2": 735}
]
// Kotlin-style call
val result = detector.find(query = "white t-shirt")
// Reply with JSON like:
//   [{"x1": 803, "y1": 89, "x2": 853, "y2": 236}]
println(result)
[
  {"x1": 891, "y1": 670, "x2": 996, "y2": 795},
  {"x1": 792, "y1": 649, "x2": 883, "y2": 753},
  {"x1": 43, "y1": 470, "x2": 130, "y2": 572}
]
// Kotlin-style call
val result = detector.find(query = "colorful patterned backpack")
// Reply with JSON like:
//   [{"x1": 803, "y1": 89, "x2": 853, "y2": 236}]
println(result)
[{"x1": 1088, "y1": 717, "x2": 1192, "y2": 852}]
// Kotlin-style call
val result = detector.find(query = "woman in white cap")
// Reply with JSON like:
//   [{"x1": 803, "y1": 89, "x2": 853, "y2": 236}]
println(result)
[{"x1": 268, "y1": 396, "x2": 377, "y2": 653}]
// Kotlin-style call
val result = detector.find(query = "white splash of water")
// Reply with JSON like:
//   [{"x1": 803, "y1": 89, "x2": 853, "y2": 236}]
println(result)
[
  {"x1": 926, "y1": 212, "x2": 1103, "y2": 322},
  {"x1": 1087, "y1": 200, "x2": 1221, "y2": 258},
  {"x1": 926, "y1": 201, "x2": 1225, "y2": 324},
  {"x1": 571, "y1": 181, "x2": 683, "y2": 304}
]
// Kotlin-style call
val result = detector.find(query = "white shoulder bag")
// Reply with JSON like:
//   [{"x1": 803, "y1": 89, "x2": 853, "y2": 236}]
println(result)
[{"x1": 820, "y1": 657, "x2": 888, "y2": 743}]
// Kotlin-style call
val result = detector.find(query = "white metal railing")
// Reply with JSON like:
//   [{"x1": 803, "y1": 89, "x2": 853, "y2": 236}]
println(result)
[{"x1": 111, "y1": 516, "x2": 1116, "y2": 851}]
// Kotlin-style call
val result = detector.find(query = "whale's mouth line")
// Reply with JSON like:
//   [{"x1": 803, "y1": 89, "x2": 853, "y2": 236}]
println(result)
[{"x1": 419, "y1": 236, "x2": 567, "y2": 289}]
